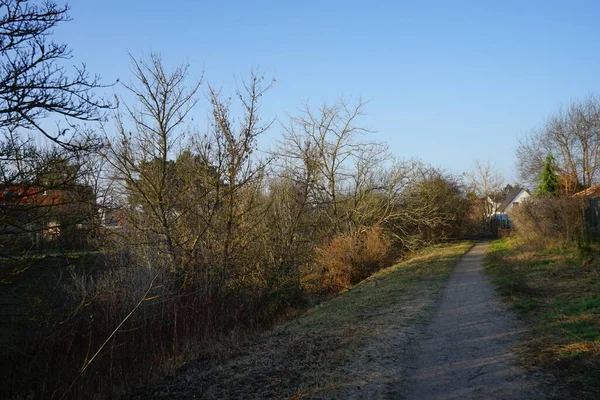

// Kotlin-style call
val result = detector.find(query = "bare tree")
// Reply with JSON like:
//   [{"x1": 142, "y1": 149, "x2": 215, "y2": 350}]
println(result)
[
  {"x1": 0, "y1": 0, "x2": 111, "y2": 150},
  {"x1": 468, "y1": 160, "x2": 504, "y2": 215},
  {"x1": 465, "y1": 160, "x2": 505, "y2": 236},
  {"x1": 0, "y1": 1, "x2": 111, "y2": 253},
  {"x1": 517, "y1": 95, "x2": 600, "y2": 194},
  {"x1": 104, "y1": 53, "x2": 201, "y2": 269},
  {"x1": 277, "y1": 98, "x2": 374, "y2": 235},
  {"x1": 201, "y1": 70, "x2": 274, "y2": 275}
]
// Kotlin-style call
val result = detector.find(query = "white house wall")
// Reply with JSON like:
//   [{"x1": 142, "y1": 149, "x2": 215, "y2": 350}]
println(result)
[{"x1": 508, "y1": 190, "x2": 530, "y2": 209}]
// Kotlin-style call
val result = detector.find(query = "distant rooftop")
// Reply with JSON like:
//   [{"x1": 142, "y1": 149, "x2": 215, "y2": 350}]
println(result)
[
  {"x1": 573, "y1": 184, "x2": 600, "y2": 198},
  {"x1": 496, "y1": 188, "x2": 528, "y2": 213}
]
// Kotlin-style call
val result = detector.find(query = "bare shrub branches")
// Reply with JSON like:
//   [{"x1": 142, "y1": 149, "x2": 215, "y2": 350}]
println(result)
[
  {"x1": 0, "y1": 0, "x2": 112, "y2": 150},
  {"x1": 509, "y1": 196, "x2": 583, "y2": 243},
  {"x1": 103, "y1": 53, "x2": 202, "y2": 269}
]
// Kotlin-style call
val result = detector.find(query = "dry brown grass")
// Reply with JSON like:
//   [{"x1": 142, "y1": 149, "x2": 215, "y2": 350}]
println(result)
[{"x1": 486, "y1": 237, "x2": 600, "y2": 399}]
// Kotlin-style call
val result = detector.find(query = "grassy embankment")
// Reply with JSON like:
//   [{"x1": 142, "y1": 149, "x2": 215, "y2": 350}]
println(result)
[
  {"x1": 136, "y1": 241, "x2": 474, "y2": 399},
  {"x1": 486, "y1": 237, "x2": 600, "y2": 399}
]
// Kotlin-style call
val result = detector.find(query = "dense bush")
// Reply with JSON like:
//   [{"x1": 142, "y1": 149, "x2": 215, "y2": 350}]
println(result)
[
  {"x1": 304, "y1": 225, "x2": 393, "y2": 294},
  {"x1": 508, "y1": 196, "x2": 584, "y2": 243}
]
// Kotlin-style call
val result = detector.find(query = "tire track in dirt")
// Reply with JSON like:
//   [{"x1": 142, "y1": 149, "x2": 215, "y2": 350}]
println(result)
[{"x1": 405, "y1": 242, "x2": 550, "y2": 399}]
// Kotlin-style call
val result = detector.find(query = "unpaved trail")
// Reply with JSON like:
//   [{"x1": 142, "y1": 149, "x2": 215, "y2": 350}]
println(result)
[{"x1": 405, "y1": 242, "x2": 548, "y2": 399}]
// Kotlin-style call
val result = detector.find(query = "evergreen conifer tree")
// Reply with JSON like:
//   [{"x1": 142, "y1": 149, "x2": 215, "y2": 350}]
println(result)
[{"x1": 537, "y1": 154, "x2": 560, "y2": 195}]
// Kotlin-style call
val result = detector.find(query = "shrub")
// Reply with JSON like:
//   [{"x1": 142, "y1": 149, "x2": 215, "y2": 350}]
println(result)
[
  {"x1": 2, "y1": 255, "x2": 296, "y2": 400},
  {"x1": 509, "y1": 195, "x2": 583, "y2": 244},
  {"x1": 306, "y1": 225, "x2": 392, "y2": 295}
]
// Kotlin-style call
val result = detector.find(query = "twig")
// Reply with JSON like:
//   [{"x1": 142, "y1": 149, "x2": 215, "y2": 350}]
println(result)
[{"x1": 59, "y1": 271, "x2": 160, "y2": 400}]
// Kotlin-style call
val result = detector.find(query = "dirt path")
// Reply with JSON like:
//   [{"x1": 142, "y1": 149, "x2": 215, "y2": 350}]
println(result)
[{"x1": 405, "y1": 242, "x2": 547, "y2": 399}]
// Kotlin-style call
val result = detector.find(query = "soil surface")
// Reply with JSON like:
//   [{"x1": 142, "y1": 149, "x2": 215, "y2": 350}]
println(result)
[{"x1": 405, "y1": 242, "x2": 549, "y2": 399}]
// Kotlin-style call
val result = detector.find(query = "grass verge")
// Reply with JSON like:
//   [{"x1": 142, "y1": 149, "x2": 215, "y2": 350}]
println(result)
[
  {"x1": 132, "y1": 241, "x2": 474, "y2": 399},
  {"x1": 303, "y1": 241, "x2": 473, "y2": 327},
  {"x1": 486, "y1": 237, "x2": 600, "y2": 399}
]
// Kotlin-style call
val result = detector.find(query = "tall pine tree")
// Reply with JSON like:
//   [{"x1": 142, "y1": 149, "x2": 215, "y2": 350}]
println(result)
[{"x1": 537, "y1": 154, "x2": 560, "y2": 195}]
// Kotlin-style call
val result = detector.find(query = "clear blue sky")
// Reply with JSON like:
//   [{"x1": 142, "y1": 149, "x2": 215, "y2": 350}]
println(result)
[{"x1": 54, "y1": 0, "x2": 600, "y2": 183}]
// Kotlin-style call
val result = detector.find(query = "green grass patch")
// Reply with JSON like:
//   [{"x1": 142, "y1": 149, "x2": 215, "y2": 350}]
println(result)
[{"x1": 485, "y1": 237, "x2": 600, "y2": 399}]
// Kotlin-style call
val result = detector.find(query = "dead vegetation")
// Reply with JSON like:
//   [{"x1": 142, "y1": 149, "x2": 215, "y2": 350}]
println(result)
[
  {"x1": 128, "y1": 241, "x2": 473, "y2": 399},
  {"x1": 303, "y1": 225, "x2": 393, "y2": 294},
  {"x1": 508, "y1": 195, "x2": 584, "y2": 243}
]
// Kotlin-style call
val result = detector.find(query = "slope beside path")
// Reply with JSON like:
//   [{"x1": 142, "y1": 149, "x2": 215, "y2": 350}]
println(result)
[
  {"x1": 130, "y1": 241, "x2": 552, "y2": 399},
  {"x1": 128, "y1": 242, "x2": 472, "y2": 399}
]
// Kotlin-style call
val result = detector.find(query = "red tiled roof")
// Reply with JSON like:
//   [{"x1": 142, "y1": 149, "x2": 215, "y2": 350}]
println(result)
[
  {"x1": 573, "y1": 184, "x2": 600, "y2": 198},
  {"x1": 0, "y1": 186, "x2": 62, "y2": 206}
]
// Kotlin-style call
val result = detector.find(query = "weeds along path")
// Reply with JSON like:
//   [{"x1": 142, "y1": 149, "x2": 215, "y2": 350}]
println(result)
[
  {"x1": 405, "y1": 242, "x2": 549, "y2": 400},
  {"x1": 130, "y1": 242, "x2": 472, "y2": 400}
]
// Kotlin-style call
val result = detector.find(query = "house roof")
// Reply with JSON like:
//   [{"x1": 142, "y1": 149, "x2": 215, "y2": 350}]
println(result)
[
  {"x1": 0, "y1": 186, "x2": 40, "y2": 205},
  {"x1": 573, "y1": 184, "x2": 600, "y2": 198},
  {"x1": 0, "y1": 186, "x2": 68, "y2": 207},
  {"x1": 497, "y1": 188, "x2": 527, "y2": 213}
]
